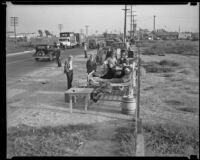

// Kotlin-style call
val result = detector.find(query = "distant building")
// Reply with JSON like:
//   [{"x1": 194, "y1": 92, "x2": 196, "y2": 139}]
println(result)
[
  {"x1": 178, "y1": 32, "x2": 192, "y2": 40},
  {"x1": 191, "y1": 32, "x2": 199, "y2": 40},
  {"x1": 154, "y1": 32, "x2": 179, "y2": 40}
]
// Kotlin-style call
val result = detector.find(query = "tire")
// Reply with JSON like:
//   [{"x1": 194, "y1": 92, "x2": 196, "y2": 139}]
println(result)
[{"x1": 35, "y1": 58, "x2": 39, "y2": 61}]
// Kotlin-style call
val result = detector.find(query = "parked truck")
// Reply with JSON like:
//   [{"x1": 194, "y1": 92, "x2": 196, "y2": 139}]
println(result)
[
  {"x1": 58, "y1": 32, "x2": 78, "y2": 49},
  {"x1": 75, "y1": 33, "x2": 86, "y2": 47}
]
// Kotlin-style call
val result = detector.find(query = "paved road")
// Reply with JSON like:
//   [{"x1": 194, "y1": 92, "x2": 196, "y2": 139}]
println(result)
[{"x1": 6, "y1": 48, "x2": 93, "y2": 80}]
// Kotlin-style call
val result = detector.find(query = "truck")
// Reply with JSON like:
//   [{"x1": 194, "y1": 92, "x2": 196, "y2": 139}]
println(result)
[
  {"x1": 58, "y1": 32, "x2": 78, "y2": 49},
  {"x1": 74, "y1": 33, "x2": 86, "y2": 47}
]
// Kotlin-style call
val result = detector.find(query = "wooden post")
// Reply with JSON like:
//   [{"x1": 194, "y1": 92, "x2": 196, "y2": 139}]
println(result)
[
  {"x1": 69, "y1": 95, "x2": 72, "y2": 113},
  {"x1": 84, "y1": 95, "x2": 89, "y2": 111}
]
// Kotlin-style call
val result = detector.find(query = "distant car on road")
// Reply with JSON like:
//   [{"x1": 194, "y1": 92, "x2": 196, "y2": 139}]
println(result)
[{"x1": 33, "y1": 44, "x2": 60, "y2": 61}]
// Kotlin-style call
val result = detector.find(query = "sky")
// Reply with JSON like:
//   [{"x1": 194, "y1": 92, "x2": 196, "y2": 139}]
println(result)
[{"x1": 6, "y1": 2, "x2": 199, "y2": 36}]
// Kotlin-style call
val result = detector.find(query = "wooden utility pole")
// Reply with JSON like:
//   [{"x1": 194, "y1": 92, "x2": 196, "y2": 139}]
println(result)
[
  {"x1": 122, "y1": 5, "x2": 130, "y2": 42},
  {"x1": 58, "y1": 24, "x2": 63, "y2": 35},
  {"x1": 10, "y1": 17, "x2": 18, "y2": 47},
  {"x1": 85, "y1": 25, "x2": 89, "y2": 37},
  {"x1": 127, "y1": 6, "x2": 136, "y2": 39},
  {"x1": 153, "y1": 15, "x2": 156, "y2": 32},
  {"x1": 130, "y1": 5, "x2": 133, "y2": 37}
]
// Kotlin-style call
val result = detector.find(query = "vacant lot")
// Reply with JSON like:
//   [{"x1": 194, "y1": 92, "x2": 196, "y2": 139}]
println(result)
[
  {"x1": 6, "y1": 40, "x2": 199, "y2": 157},
  {"x1": 117, "y1": 40, "x2": 199, "y2": 157}
]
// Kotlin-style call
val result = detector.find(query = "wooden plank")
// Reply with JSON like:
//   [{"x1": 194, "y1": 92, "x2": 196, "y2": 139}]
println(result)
[{"x1": 136, "y1": 133, "x2": 145, "y2": 156}]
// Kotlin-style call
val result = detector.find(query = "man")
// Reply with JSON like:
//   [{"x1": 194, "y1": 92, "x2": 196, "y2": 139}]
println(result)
[
  {"x1": 105, "y1": 47, "x2": 113, "y2": 60},
  {"x1": 55, "y1": 44, "x2": 62, "y2": 67},
  {"x1": 119, "y1": 51, "x2": 129, "y2": 66},
  {"x1": 101, "y1": 52, "x2": 118, "y2": 79},
  {"x1": 86, "y1": 54, "x2": 97, "y2": 75},
  {"x1": 64, "y1": 55, "x2": 73, "y2": 89},
  {"x1": 84, "y1": 42, "x2": 88, "y2": 58}
]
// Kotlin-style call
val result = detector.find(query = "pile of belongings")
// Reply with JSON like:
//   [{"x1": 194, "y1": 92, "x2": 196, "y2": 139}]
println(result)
[{"x1": 90, "y1": 81, "x2": 112, "y2": 103}]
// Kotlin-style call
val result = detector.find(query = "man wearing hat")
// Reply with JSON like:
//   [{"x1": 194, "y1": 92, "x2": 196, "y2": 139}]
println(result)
[{"x1": 64, "y1": 55, "x2": 73, "y2": 89}]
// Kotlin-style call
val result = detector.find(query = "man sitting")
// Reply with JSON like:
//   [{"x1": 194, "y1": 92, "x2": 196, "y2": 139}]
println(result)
[{"x1": 100, "y1": 51, "x2": 118, "y2": 79}]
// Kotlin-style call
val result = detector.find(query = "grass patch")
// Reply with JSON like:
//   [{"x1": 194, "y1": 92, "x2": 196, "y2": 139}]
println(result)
[
  {"x1": 143, "y1": 123, "x2": 199, "y2": 156},
  {"x1": 164, "y1": 100, "x2": 184, "y2": 106},
  {"x1": 114, "y1": 124, "x2": 136, "y2": 156},
  {"x1": 7, "y1": 124, "x2": 96, "y2": 157},
  {"x1": 178, "y1": 107, "x2": 197, "y2": 113},
  {"x1": 114, "y1": 122, "x2": 199, "y2": 156},
  {"x1": 142, "y1": 60, "x2": 179, "y2": 73},
  {"x1": 161, "y1": 73, "x2": 174, "y2": 77},
  {"x1": 143, "y1": 86, "x2": 155, "y2": 91},
  {"x1": 178, "y1": 69, "x2": 191, "y2": 75},
  {"x1": 142, "y1": 40, "x2": 199, "y2": 56}
]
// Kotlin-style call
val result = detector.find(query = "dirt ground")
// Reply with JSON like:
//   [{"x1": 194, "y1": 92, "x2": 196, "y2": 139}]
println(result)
[
  {"x1": 7, "y1": 42, "x2": 199, "y2": 156},
  {"x1": 7, "y1": 49, "x2": 134, "y2": 156}
]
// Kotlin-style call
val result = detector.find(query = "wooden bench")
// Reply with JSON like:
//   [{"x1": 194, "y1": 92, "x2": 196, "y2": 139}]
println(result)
[{"x1": 65, "y1": 88, "x2": 94, "y2": 113}]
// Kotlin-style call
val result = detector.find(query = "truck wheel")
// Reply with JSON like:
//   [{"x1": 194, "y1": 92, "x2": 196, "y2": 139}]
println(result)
[{"x1": 35, "y1": 58, "x2": 39, "y2": 61}]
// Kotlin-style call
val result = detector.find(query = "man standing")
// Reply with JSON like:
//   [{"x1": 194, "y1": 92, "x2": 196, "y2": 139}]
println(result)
[
  {"x1": 64, "y1": 55, "x2": 73, "y2": 89},
  {"x1": 86, "y1": 54, "x2": 97, "y2": 75},
  {"x1": 56, "y1": 49, "x2": 62, "y2": 67},
  {"x1": 54, "y1": 43, "x2": 62, "y2": 67},
  {"x1": 84, "y1": 42, "x2": 88, "y2": 58}
]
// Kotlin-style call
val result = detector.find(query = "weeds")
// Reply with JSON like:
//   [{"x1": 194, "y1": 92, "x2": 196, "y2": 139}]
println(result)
[
  {"x1": 142, "y1": 40, "x2": 199, "y2": 56},
  {"x1": 164, "y1": 100, "x2": 184, "y2": 106},
  {"x1": 7, "y1": 124, "x2": 96, "y2": 157},
  {"x1": 143, "y1": 123, "x2": 199, "y2": 156},
  {"x1": 114, "y1": 124, "x2": 136, "y2": 156}
]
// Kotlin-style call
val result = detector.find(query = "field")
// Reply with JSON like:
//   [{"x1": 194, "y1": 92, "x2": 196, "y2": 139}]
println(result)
[
  {"x1": 6, "y1": 39, "x2": 199, "y2": 157},
  {"x1": 115, "y1": 40, "x2": 199, "y2": 156},
  {"x1": 6, "y1": 37, "x2": 59, "y2": 54}
]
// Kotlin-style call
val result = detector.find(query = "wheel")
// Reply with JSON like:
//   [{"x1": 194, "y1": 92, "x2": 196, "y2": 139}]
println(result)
[{"x1": 35, "y1": 58, "x2": 39, "y2": 61}]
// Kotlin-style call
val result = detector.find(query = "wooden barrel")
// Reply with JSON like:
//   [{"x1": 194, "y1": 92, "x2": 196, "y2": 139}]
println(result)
[{"x1": 121, "y1": 96, "x2": 136, "y2": 115}]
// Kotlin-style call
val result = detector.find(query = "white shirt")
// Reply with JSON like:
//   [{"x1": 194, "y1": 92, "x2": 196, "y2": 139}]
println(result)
[{"x1": 65, "y1": 60, "x2": 73, "y2": 72}]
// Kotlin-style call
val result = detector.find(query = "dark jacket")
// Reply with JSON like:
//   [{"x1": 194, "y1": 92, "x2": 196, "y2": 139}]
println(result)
[{"x1": 86, "y1": 59, "x2": 97, "y2": 74}]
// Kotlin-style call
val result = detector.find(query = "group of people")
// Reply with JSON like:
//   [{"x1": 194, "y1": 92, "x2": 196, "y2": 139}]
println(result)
[{"x1": 61, "y1": 39, "x2": 134, "y2": 90}]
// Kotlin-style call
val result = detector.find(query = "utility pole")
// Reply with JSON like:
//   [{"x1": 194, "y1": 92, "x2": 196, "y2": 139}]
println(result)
[
  {"x1": 179, "y1": 25, "x2": 180, "y2": 33},
  {"x1": 127, "y1": 6, "x2": 136, "y2": 39},
  {"x1": 10, "y1": 16, "x2": 18, "y2": 47},
  {"x1": 132, "y1": 14, "x2": 137, "y2": 38},
  {"x1": 80, "y1": 28, "x2": 84, "y2": 34},
  {"x1": 58, "y1": 24, "x2": 63, "y2": 35},
  {"x1": 153, "y1": 15, "x2": 156, "y2": 32},
  {"x1": 122, "y1": 5, "x2": 130, "y2": 42},
  {"x1": 85, "y1": 25, "x2": 89, "y2": 37}
]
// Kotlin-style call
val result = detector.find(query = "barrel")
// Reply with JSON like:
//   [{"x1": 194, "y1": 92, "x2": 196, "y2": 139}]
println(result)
[{"x1": 121, "y1": 96, "x2": 136, "y2": 115}]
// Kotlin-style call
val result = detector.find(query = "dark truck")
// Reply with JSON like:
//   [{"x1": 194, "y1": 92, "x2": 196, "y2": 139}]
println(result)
[{"x1": 33, "y1": 44, "x2": 60, "y2": 61}]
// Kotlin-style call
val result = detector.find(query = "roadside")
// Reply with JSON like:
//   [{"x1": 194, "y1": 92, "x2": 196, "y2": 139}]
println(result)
[
  {"x1": 6, "y1": 50, "x2": 35, "y2": 57},
  {"x1": 7, "y1": 48, "x2": 134, "y2": 157}
]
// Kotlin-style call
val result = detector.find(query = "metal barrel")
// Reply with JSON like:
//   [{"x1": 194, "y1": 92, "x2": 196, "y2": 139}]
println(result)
[{"x1": 121, "y1": 96, "x2": 136, "y2": 115}]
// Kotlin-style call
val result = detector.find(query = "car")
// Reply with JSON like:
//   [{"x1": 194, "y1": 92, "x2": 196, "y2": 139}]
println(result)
[
  {"x1": 111, "y1": 42, "x2": 128, "y2": 59},
  {"x1": 33, "y1": 44, "x2": 60, "y2": 61}
]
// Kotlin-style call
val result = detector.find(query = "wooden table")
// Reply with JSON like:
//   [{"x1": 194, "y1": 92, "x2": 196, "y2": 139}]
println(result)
[{"x1": 65, "y1": 88, "x2": 94, "y2": 113}]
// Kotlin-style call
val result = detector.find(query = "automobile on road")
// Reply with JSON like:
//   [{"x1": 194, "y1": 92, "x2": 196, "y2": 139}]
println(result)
[{"x1": 33, "y1": 44, "x2": 60, "y2": 61}]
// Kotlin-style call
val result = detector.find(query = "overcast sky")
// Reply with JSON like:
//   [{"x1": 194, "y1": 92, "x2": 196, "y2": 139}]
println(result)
[{"x1": 6, "y1": 2, "x2": 199, "y2": 36}]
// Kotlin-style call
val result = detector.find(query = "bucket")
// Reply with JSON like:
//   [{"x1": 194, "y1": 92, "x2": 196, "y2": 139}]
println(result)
[{"x1": 121, "y1": 96, "x2": 136, "y2": 115}]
